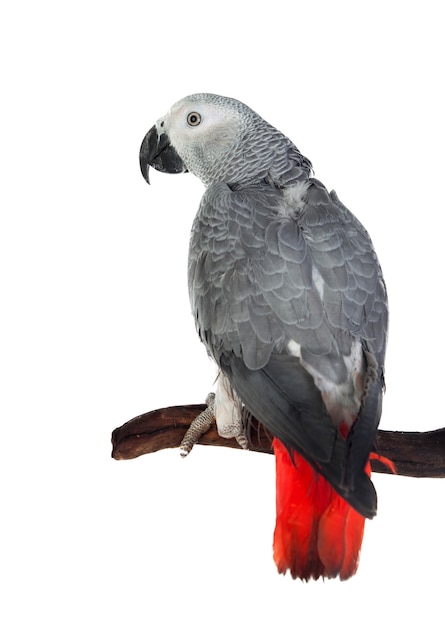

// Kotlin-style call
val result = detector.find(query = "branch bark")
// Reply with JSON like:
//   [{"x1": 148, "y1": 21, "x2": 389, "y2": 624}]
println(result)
[{"x1": 111, "y1": 404, "x2": 445, "y2": 478}]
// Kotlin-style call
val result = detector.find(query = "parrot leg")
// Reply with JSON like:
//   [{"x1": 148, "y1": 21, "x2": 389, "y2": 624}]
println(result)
[
  {"x1": 179, "y1": 373, "x2": 249, "y2": 456},
  {"x1": 214, "y1": 374, "x2": 249, "y2": 450},
  {"x1": 179, "y1": 393, "x2": 215, "y2": 457}
]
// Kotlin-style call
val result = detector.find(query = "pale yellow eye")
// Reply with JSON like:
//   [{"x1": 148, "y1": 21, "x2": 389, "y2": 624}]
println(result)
[{"x1": 187, "y1": 112, "x2": 201, "y2": 126}]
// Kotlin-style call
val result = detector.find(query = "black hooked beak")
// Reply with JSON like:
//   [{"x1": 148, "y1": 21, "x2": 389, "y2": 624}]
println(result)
[{"x1": 139, "y1": 125, "x2": 187, "y2": 184}]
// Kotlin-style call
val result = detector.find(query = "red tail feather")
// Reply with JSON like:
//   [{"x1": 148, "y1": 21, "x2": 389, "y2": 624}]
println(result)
[{"x1": 273, "y1": 438, "x2": 368, "y2": 581}]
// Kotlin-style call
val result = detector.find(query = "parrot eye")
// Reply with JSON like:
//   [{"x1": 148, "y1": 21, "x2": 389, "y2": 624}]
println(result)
[{"x1": 187, "y1": 112, "x2": 201, "y2": 127}]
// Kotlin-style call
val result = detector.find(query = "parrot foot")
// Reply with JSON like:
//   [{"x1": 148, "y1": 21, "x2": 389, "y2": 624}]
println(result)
[
  {"x1": 214, "y1": 413, "x2": 249, "y2": 449},
  {"x1": 235, "y1": 431, "x2": 249, "y2": 450},
  {"x1": 179, "y1": 393, "x2": 215, "y2": 457}
]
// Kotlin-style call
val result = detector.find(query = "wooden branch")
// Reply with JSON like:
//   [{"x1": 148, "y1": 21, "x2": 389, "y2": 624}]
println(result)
[{"x1": 111, "y1": 404, "x2": 445, "y2": 478}]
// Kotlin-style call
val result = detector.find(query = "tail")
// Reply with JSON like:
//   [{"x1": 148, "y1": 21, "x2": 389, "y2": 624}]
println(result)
[{"x1": 273, "y1": 438, "x2": 368, "y2": 581}]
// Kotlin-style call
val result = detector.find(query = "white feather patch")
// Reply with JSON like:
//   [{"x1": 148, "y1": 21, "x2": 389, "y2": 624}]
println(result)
[
  {"x1": 214, "y1": 373, "x2": 243, "y2": 439},
  {"x1": 282, "y1": 181, "x2": 310, "y2": 213},
  {"x1": 287, "y1": 339, "x2": 302, "y2": 358},
  {"x1": 287, "y1": 337, "x2": 365, "y2": 429},
  {"x1": 311, "y1": 266, "x2": 325, "y2": 300}
]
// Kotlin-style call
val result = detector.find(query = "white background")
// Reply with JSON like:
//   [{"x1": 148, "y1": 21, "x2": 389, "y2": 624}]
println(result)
[{"x1": 2, "y1": 1, "x2": 444, "y2": 624}]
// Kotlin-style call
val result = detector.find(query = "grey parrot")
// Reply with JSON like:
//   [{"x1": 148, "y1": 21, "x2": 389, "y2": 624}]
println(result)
[{"x1": 139, "y1": 94, "x2": 388, "y2": 580}]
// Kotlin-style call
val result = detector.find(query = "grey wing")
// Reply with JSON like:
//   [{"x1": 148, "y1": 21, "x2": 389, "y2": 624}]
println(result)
[
  {"x1": 302, "y1": 183, "x2": 388, "y2": 374},
  {"x1": 189, "y1": 181, "x2": 330, "y2": 366},
  {"x1": 188, "y1": 180, "x2": 387, "y2": 518}
]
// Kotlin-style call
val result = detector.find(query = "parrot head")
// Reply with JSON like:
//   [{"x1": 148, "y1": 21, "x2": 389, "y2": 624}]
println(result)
[{"x1": 140, "y1": 93, "x2": 312, "y2": 188}]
